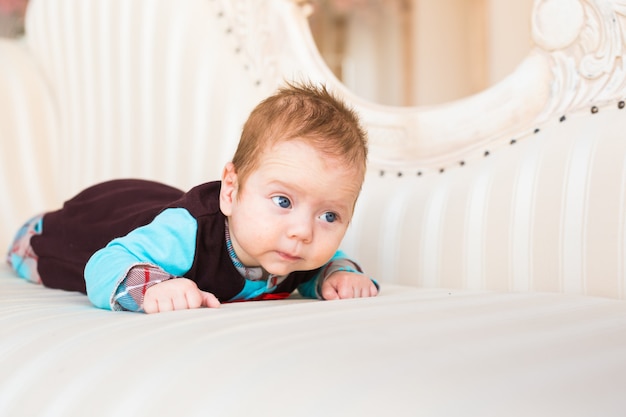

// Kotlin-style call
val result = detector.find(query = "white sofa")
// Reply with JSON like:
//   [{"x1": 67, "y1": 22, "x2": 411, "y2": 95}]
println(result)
[{"x1": 2, "y1": 0, "x2": 626, "y2": 416}]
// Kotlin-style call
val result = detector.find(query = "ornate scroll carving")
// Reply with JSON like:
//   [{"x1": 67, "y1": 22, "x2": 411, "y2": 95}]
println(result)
[
  {"x1": 210, "y1": 0, "x2": 626, "y2": 171},
  {"x1": 212, "y1": 0, "x2": 281, "y2": 87},
  {"x1": 534, "y1": 0, "x2": 626, "y2": 115}
]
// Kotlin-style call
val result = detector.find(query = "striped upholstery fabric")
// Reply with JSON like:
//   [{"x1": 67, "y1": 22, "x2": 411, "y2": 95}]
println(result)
[
  {"x1": 345, "y1": 108, "x2": 626, "y2": 299},
  {"x1": 24, "y1": 0, "x2": 271, "y2": 198},
  {"x1": 1, "y1": 0, "x2": 625, "y2": 302},
  {"x1": 0, "y1": 39, "x2": 58, "y2": 246},
  {"x1": 0, "y1": 0, "x2": 270, "y2": 247}
]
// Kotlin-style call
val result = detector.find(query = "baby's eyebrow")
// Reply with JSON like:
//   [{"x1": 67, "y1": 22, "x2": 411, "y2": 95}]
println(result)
[
  {"x1": 266, "y1": 180, "x2": 298, "y2": 193},
  {"x1": 324, "y1": 199, "x2": 353, "y2": 215}
]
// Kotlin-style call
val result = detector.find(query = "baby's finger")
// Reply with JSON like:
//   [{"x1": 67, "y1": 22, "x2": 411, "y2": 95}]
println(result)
[
  {"x1": 172, "y1": 294, "x2": 191, "y2": 310},
  {"x1": 201, "y1": 291, "x2": 221, "y2": 308},
  {"x1": 337, "y1": 284, "x2": 356, "y2": 299},
  {"x1": 321, "y1": 284, "x2": 340, "y2": 300},
  {"x1": 142, "y1": 298, "x2": 158, "y2": 314},
  {"x1": 360, "y1": 283, "x2": 377, "y2": 298},
  {"x1": 370, "y1": 282, "x2": 379, "y2": 296}
]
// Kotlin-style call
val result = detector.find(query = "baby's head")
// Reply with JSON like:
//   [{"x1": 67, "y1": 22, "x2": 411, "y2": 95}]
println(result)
[
  {"x1": 231, "y1": 81, "x2": 367, "y2": 192},
  {"x1": 220, "y1": 81, "x2": 368, "y2": 274}
]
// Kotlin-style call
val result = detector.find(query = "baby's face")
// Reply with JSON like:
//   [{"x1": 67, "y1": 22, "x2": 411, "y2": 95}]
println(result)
[{"x1": 220, "y1": 139, "x2": 362, "y2": 276}]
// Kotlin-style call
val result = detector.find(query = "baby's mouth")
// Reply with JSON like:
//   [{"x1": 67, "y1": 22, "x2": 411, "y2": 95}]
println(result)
[{"x1": 276, "y1": 251, "x2": 301, "y2": 261}]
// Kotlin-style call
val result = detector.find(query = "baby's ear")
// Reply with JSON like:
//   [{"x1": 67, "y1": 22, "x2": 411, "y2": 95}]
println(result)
[{"x1": 219, "y1": 162, "x2": 238, "y2": 216}]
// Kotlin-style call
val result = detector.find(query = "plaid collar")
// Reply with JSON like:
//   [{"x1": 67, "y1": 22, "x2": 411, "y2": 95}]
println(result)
[{"x1": 224, "y1": 219, "x2": 287, "y2": 287}]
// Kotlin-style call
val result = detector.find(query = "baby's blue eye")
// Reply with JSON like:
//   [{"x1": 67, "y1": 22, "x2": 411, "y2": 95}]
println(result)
[
  {"x1": 321, "y1": 212, "x2": 337, "y2": 223},
  {"x1": 272, "y1": 196, "x2": 291, "y2": 209}
]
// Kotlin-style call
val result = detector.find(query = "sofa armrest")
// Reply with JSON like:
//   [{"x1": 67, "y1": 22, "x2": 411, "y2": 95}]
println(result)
[{"x1": 0, "y1": 38, "x2": 58, "y2": 248}]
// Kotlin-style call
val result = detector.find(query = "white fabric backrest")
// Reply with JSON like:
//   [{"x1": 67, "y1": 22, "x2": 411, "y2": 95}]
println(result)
[
  {"x1": 346, "y1": 108, "x2": 626, "y2": 299},
  {"x1": 0, "y1": 39, "x2": 58, "y2": 245},
  {"x1": 1, "y1": 0, "x2": 626, "y2": 299},
  {"x1": 25, "y1": 0, "x2": 271, "y2": 195}
]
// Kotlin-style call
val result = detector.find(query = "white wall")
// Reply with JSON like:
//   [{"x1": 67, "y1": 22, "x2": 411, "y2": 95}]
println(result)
[
  {"x1": 342, "y1": 8, "x2": 405, "y2": 107},
  {"x1": 412, "y1": 0, "x2": 480, "y2": 105},
  {"x1": 310, "y1": 0, "x2": 534, "y2": 107},
  {"x1": 486, "y1": 0, "x2": 533, "y2": 86},
  {"x1": 411, "y1": 0, "x2": 534, "y2": 105}
]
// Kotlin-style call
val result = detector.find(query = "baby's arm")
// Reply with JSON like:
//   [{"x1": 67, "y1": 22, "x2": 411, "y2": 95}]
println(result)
[
  {"x1": 321, "y1": 270, "x2": 378, "y2": 300},
  {"x1": 142, "y1": 278, "x2": 220, "y2": 313},
  {"x1": 297, "y1": 251, "x2": 379, "y2": 300},
  {"x1": 85, "y1": 208, "x2": 202, "y2": 311},
  {"x1": 112, "y1": 265, "x2": 174, "y2": 311}
]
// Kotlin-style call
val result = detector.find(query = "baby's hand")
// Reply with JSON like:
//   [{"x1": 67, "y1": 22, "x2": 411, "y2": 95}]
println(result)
[
  {"x1": 321, "y1": 271, "x2": 378, "y2": 300},
  {"x1": 143, "y1": 278, "x2": 221, "y2": 313}
]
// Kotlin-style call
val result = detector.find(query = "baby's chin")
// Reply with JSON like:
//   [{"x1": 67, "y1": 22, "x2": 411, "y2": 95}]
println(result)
[
  {"x1": 262, "y1": 263, "x2": 320, "y2": 277},
  {"x1": 263, "y1": 266, "x2": 296, "y2": 277}
]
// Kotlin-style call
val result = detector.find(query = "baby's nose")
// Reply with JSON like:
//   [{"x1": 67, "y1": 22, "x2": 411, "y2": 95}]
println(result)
[{"x1": 286, "y1": 215, "x2": 313, "y2": 243}]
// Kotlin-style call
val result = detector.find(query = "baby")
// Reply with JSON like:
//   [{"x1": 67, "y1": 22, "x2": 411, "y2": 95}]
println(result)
[{"x1": 6, "y1": 81, "x2": 378, "y2": 313}]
